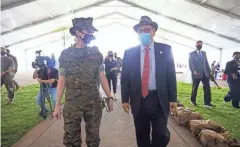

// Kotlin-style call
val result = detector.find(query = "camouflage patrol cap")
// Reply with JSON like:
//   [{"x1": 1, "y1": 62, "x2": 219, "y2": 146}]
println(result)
[
  {"x1": 1, "y1": 47, "x2": 6, "y2": 53},
  {"x1": 69, "y1": 17, "x2": 98, "y2": 36}
]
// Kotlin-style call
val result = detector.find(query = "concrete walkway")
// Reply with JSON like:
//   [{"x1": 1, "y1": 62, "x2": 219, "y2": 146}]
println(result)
[{"x1": 12, "y1": 86, "x2": 202, "y2": 147}]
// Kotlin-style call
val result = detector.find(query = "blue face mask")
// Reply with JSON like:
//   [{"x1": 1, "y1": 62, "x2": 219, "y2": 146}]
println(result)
[{"x1": 139, "y1": 33, "x2": 152, "y2": 46}]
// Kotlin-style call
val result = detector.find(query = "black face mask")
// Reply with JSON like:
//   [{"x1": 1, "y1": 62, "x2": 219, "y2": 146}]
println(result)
[
  {"x1": 108, "y1": 54, "x2": 113, "y2": 57},
  {"x1": 235, "y1": 57, "x2": 240, "y2": 61},
  {"x1": 78, "y1": 32, "x2": 95, "y2": 45},
  {"x1": 196, "y1": 45, "x2": 202, "y2": 50}
]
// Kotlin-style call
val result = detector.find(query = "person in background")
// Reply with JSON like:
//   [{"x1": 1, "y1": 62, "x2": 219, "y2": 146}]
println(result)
[
  {"x1": 215, "y1": 62, "x2": 220, "y2": 79},
  {"x1": 1, "y1": 47, "x2": 15, "y2": 104},
  {"x1": 114, "y1": 52, "x2": 123, "y2": 80},
  {"x1": 211, "y1": 61, "x2": 216, "y2": 77},
  {"x1": 104, "y1": 51, "x2": 118, "y2": 99},
  {"x1": 32, "y1": 64, "x2": 58, "y2": 114},
  {"x1": 121, "y1": 16, "x2": 177, "y2": 147},
  {"x1": 6, "y1": 48, "x2": 20, "y2": 91},
  {"x1": 224, "y1": 52, "x2": 240, "y2": 108},
  {"x1": 189, "y1": 40, "x2": 215, "y2": 108},
  {"x1": 51, "y1": 53, "x2": 59, "y2": 70}
]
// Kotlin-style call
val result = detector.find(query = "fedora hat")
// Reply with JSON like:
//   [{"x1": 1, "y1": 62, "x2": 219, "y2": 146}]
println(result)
[
  {"x1": 69, "y1": 17, "x2": 98, "y2": 36},
  {"x1": 133, "y1": 16, "x2": 158, "y2": 33}
]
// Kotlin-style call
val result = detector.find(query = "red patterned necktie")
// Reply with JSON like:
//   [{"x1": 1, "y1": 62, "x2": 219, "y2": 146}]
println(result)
[{"x1": 142, "y1": 47, "x2": 150, "y2": 98}]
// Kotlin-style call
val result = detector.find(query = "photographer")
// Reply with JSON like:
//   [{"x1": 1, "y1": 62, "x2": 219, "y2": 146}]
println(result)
[
  {"x1": 224, "y1": 52, "x2": 240, "y2": 108},
  {"x1": 33, "y1": 63, "x2": 58, "y2": 113}
]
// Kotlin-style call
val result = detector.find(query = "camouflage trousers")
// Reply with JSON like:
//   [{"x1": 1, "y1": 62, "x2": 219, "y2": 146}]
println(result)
[
  {"x1": 1, "y1": 73, "x2": 14, "y2": 99},
  {"x1": 10, "y1": 72, "x2": 19, "y2": 87},
  {"x1": 63, "y1": 99, "x2": 103, "y2": 147}
]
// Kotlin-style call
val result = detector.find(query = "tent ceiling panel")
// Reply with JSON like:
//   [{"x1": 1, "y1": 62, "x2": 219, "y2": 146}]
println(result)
[
  {"x1": 193, "y1": 0, "x2": 240, "y2": 11},
  {"x1": 2, "y1": 9, "x2": 235, "y2": 50},
  {"x1": 1, "y1": 0, "x2": 240, "y2": 50},
  {"x1": 199, "y1": 14, "x2": 240, "y2": 37},
  {"x1": 10, "y1": 17, "x2": 219, "y2": 54},
  {"x1": 232, "y1": 7, "x2": 240, "y2": 16},
  {"x1": 1, "y1": 0, "x2": 36, "y2": 10},
  {"x1": 158, "y1": 0, "x2": 195, "y2": 18},
  {"x1": 1, "y1": 7, "x2": 117, "y2": 46},
  {"x1": 10, "y1": 2, "x2": 51, "y2": 23},
  {"x1": 228, "y1": 27, "x2": 240, "y2": 39},
  {"x1": 1, "y1": 0, "x2": 112, "y2": 34},
  {"x1": 1, "y1": 10, "x2": 30, "y2": 32},
  {"x1": 10, "y1": 19, "x2": 123, "y2": 50},
  {"x1": 205, "y1": 15, "x2": 240, "y2": 27},
  {"x1": 183, "y1": 27, "x2": 238, "y2": 48},
  {"x1": 179, "y1": 6, "x2": 220, "y2": 25},
  {"x1": 1, "y1": 0, "x2": 25, "y2": 7},
  {"x1": 167, "y1": 22, "x2": 191, "y2": 34},
  {"x1": 36, "y1": 0, "x2": 100, "y2": 13},
  {"x1": 127, "y1": 0, "x2": 194, "y2": 18}
]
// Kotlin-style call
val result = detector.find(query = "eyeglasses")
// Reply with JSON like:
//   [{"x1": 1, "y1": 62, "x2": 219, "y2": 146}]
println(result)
[{"x1": 138, "y1": 28, "x2": 154, "y2": 33}]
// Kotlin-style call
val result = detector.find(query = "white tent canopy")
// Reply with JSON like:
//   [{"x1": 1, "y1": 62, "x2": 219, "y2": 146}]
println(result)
[{"x1": 1, "y1": 0, "x2": 240, "y2": 74}]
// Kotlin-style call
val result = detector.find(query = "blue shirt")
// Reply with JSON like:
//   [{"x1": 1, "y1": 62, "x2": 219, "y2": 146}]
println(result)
[{"x1": 140, "y1": 42, "x2": 156, "y2": 90}]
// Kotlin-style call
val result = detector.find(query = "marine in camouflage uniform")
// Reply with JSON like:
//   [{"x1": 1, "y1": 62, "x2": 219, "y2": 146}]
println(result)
[
  {"x1": 58, "y1": 17, "x2": 105, "y2": 147},
  {"x1": 1, "y1": 47, "x2": 15, "y2": 103},
  {"x1": 6, "y1": 48, "x2": 20, "y2": 91}
]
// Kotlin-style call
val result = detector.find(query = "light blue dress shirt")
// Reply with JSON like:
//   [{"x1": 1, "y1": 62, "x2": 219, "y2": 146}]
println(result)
[{"x1": 140, "y1": 42, "x2": 156, "y2": 90}]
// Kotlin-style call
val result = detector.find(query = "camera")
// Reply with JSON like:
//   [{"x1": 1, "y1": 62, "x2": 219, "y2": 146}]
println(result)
[
  {"x1": 31, "y1": 50, "x2": 55, "y2": 79},
  {"x1": 32, "y1": 50, "x2": 47, "y2": 69},
  {"x1": 32, "y1": 50, "x2": 56, "y2": 69}
]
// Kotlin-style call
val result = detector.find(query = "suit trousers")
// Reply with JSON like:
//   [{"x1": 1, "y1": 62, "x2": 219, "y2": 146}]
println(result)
[
  {"x1": 133, "y1": 91, "x2": 170, "y2": 147},
  {"x1": 230, "y1": 79, "x2": 240, "y2": 108},
  {"x1": 191, "y1": 74, "x2": 211, "y2": 105}
]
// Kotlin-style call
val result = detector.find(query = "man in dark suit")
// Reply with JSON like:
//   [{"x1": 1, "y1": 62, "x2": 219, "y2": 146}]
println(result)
[
  {"x1": 121, "y1": 16, "x2": 177, "y2": 147},
  {"x1": 224, "y1": 52, "x2": 240, "y2": 108},
  {"x1": 189, "y1": 41, "x2": 215, "y2": 108}
]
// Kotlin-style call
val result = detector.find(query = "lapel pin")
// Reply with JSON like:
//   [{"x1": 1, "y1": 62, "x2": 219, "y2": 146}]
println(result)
[{"x1": 160, "y1": 51, "x2": 163, "y2": 54}]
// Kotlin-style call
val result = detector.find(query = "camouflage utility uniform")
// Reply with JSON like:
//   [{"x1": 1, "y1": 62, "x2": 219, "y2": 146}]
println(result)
[
  {"x1": 59, "y1": 45, "x2": 104, "y2": 147},
  {"x1": 8, "y1": 53, "x2": 19, "y2": 88},
  {"x1": 1, "y1": 54, "x2": 15, "y2": 100},
  {"x1": 8, "y1": 54, "x2": 18, "y2": 73}
]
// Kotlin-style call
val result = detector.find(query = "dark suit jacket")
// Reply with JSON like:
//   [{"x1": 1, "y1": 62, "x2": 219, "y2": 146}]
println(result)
[
  {"x1": 189, "y1": 50, "x2": 211, "y2": 79},
  {"x1": 224, "y1": 60, "x2": 240, "y2": 83},
  {"x1": 121, "y1": 42, "x2": 177, "y2": 118}
]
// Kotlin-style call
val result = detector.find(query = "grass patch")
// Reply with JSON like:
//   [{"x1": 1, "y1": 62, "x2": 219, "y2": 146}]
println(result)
[
  {"x1": 177, "y1": 82, "x2": 240, "y2": 140},
  {"x1": 1, "y1": 84, "x2": 65, "y2": 147},
  {"x1": 1, "y1": 85, "x2": 41, "y2": 147}
]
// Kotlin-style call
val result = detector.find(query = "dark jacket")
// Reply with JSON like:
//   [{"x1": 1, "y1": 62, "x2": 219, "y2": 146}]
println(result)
[
  {"x1": 224, "y1": 60, "x2": 240, "y2": 83},
  {"x1": 121, "y1": 42, "x2": 177, "y2": 118}
]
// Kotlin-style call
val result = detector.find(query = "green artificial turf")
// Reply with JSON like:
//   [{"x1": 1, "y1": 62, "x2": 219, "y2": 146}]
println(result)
[
  {"x1": 1, "y1": 85, "x2": 42, "y2": 147},
  {"x1": 177, "y1": 82, "x2": 240, "y2": 140},
  {"x1": 1, "y1": 84, "x2": 65, "y2": 147}
]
